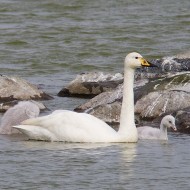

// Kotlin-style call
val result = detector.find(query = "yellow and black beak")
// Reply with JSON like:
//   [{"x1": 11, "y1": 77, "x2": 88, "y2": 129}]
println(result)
[{"x1": 139, "y1": 57, "x2": 157, "y2": 67}]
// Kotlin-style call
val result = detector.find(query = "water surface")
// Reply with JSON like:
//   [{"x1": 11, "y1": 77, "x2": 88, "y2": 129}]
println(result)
[{"x1": 0, "y1": 0, "x2": 190, "y2": 189}]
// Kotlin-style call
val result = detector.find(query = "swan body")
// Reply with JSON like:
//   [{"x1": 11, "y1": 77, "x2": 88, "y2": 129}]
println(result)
[
  {"x1": 13, "y1": 52, "x2": 156, "y2": 142},
  {"x1": 137, "y1": 115, "x2": 177, "y2": 140},
  {"x1": 0, "y1": 101, "x2": 40, "y2": 135}
]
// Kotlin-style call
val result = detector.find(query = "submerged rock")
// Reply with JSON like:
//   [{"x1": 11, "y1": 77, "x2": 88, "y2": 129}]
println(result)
[{"x1": 0, "y1": 75, "x2": 52, "y2": 102}]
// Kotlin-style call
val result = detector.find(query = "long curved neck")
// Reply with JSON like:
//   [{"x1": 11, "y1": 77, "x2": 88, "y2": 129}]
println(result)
[{"x1": 118, "y1": 66, "x2": 136, "y2": 135}]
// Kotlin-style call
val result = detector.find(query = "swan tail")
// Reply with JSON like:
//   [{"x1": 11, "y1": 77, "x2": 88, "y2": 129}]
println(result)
[{"x1": 12, "y1": 125, "x2": 57, "y2": 141}]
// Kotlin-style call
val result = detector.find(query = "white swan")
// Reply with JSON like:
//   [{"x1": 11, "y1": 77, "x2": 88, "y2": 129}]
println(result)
[
  {"x1": 13, "y1": 52, "x2": 156, "y2": 142},
  {"x1": 137, "y1": 115, "x2": 177, "y2": 140},
  {"x1": 0, "y1": 101, "x2": 40, "y2": 135}
]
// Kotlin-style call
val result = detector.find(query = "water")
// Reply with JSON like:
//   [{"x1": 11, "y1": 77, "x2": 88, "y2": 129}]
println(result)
[
  {"x1": 0, "y1": 0, "x2": 190, "y2": 189},
  {"x1": 1, "y1": 134, "x2": 190, "y2": 189}
]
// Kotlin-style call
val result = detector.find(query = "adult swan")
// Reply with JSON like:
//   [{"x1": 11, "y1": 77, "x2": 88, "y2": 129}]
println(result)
[{"x1": 13, "y1": 52, "x2": 156, "y2": 142}]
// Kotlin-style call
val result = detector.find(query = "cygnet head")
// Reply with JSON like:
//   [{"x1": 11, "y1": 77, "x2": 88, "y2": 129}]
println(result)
[
  {"x1": 125, "y1": 52, "x2": 157, "y2": 69},
  {"x1": 161, "y1": 115, "x2": 177, "y2": 131}
]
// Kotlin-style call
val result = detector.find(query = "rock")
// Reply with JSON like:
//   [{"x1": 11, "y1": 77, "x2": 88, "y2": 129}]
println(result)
[
  {"x1": 74, "y1": 72, "x2": 190, "y2": 130},
  {"x1": 135, "y1": 90, "x2": 190, "y2": 119},
  {"x1": 141, "y1": 55, "x2": 190, "y2": 76},
  {"x1": 0, "y1": 100, "x2": 47, "y2": 112},
  {"x1": 58, "y1": 56, "x2": 190, "y2": 98},
  {"x1": 75, "y1": 84, "x2": 123, "y2": 112},
  {"x1": 76, "y1": 72, "x2": 190, "y2": 112},
  {"x1": 175, "y1": 108, "x2": 190, "y2": 134},
  {"x1": 58, "y1": 72, "x2": 124, "y2": 98},
  {"x1": 0, "y1": 75, "x2": 52, "y2": 102},
  {"x1": 135, "y1": 72, "x2": 190, "y2": 119},
  {"x1": 150, "y1": 56, "x2": 190, "y2": 73},
  {"x1": 89, "y1": 101, "x2": 121, "y2": 130}
]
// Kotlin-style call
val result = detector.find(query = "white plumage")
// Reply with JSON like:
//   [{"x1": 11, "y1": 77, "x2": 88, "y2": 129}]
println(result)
[{"x1": 137, "y1": 115, "x2": 177, "y2": 140}]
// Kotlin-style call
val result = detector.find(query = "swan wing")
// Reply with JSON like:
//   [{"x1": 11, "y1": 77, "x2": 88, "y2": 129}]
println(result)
[{"x1": 13, "y1": 111, "x2": 118, "y2": 142}]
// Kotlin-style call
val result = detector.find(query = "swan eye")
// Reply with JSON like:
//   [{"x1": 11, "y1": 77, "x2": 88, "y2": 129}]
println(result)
[{"x1": 135, "y1": 57, "x2": 138, "y2": 59}]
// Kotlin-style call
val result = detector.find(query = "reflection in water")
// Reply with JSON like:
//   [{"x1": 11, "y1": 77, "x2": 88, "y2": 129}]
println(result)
[
  {"x1": 1, "y1": 135, "x2": 138, "y2": 189},
  {"x1": 117, "y1": 144, "x2": 137, "y2": 186},
  {"x1": 1, "y1": 134, "x2": 190, "y2": 189},
  {"x1": 120, "y1": 143, "x2": 137, "y2": 165}
]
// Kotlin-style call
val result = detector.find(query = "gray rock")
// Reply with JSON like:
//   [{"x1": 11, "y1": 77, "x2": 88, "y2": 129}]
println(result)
[
  {"x1": 58, "y1": 72, "x2": 124, "y2": 98},
  {"x1": 89, "y1": 101, "x2": 121, "y2": 130},
  {"x1": 135, "y1": 90, "x2": 190, "y2": 119},
  {"x1": 135, "y1": 72, "x2": 190, "y2": 119},
  {"x1": 175, "y1": 108, "x2": 190, "y2": 134},
  {"x1": 0, "y1": 75, "x2": 52, "y2": 102},
  {"x1": 74, "y1": 72, "x2": 190, "y2": 131},
  {"x1": 59, "y1": 56, "x2": 190, "y2": 98},
  {"x1": 75, "y1": 84, "x2": 123, "y2": 112},
  {"x1": 75, "y1": 79, "x2": 149, "y2": 112},
  {"x1": 141, "y1": 54, "x2": 190, "y2": 78}
]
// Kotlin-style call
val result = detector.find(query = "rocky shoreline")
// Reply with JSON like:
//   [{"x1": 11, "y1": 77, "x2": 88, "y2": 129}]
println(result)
[{"x1": 0, "y1": 53, "x2": 190, "y2": 134}]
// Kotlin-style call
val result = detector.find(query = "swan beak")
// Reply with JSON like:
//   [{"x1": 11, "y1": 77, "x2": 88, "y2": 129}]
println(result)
[{"x1": 140, "y1": 58, "x2": 157, "y2": 67}]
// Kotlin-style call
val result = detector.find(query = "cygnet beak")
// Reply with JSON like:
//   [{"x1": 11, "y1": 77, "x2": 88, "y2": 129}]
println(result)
[{"x1": 171, "y1": 124, "x2": 177, "y2": 131}]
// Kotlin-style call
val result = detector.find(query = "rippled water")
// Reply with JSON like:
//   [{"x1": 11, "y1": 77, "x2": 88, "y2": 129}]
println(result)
[
  {"x1": 1, "y1": 134, "x2": 190, "y2": 189},
  {"x1": 0, "y1": 0, "x2": 190, "y2": 189}
]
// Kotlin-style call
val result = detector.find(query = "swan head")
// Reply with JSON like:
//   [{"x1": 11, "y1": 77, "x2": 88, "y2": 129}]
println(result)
[
  {"x1": 161, "y1": 115, "x2": 177, "y2": 131},
  {"x1": 125, "y1": 52, "x2": 157, "y2": 69}
]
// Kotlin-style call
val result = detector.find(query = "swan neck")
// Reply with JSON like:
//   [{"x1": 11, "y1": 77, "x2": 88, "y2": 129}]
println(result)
[
  {"x1": 118, "y1": 66, "x2": 136, "y2": 137},
  {"x1": 160, "y1": 122, "x2": 168, "y2": 139}
]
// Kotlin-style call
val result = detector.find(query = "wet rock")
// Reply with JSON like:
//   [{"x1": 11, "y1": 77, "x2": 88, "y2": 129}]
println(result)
[
  {"x1": 0, "y1": 75, "x2": 52, "y2": 102},
  {"x1": 0, "y1": 100, "x2": 47, "y2": 112},
  {"x1": 58, "y1": 72, "x2": 124, "y2": 98},
  {"x1": 175, "y1": 108, "x2": 190, "y2": 134}
]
